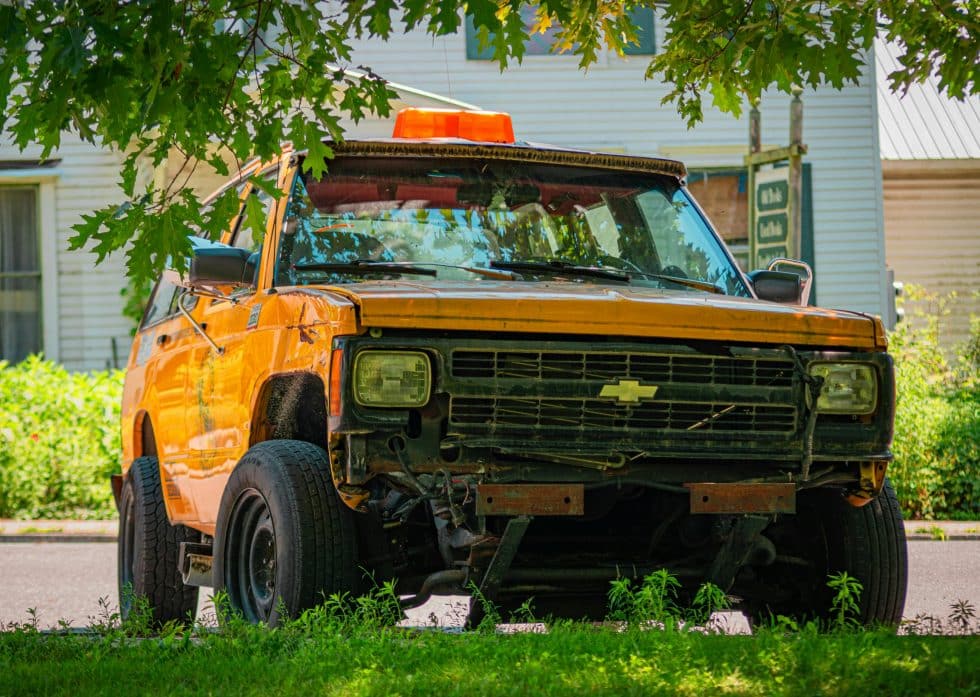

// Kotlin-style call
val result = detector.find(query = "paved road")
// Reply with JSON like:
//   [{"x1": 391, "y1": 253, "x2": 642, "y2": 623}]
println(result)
[{"x1": 1, "y1": 540, "x2": 977, "y2": 630}]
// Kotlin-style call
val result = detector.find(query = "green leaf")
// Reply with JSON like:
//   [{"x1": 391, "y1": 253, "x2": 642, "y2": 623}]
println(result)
[{"x1": 241, "y1": 192, "x2": 268, "y2": 250}]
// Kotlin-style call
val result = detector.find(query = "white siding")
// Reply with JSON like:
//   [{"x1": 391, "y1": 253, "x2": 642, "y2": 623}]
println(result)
[
  {"x1": 346, "y1": 25, "x2": 888, "y2": 317},
  {"x1": 0, "y1": 134, "x2": 133, "y2": 371},
  {"x1": 883, "y1": 161, "x2": 980, "y2": 347}
]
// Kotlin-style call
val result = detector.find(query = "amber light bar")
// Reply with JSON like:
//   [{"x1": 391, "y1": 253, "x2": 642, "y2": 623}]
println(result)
[{"x1": 392, "y1": 108, "x2": 515, "y2": 143}]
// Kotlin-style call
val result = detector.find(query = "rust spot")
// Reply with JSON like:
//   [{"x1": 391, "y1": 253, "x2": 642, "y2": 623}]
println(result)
[
  {"x1": 476, "y1": 484, "x2": 584, "y2": 516},
  {"x1": 337, "y1": 484, "x2": 371, "y2": 512},
  {"x1": 685, "y1": 483, "x2": 796, "y2": 514}
]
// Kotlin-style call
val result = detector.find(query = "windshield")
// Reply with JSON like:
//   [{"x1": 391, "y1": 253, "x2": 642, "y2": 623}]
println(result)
[{"x1": 276, "y1": 156, "x2": 749, "y2": 296}]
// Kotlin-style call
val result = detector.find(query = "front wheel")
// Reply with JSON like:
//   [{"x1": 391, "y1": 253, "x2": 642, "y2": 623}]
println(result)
[
  {"x1": 213, "y1": 440, "x2": 357, "y2": 626},
  {"x1": 117, "y1": 456, "x2": 199, "y2": 626},
  {"x1": 743, "y1": 479, "x2": 907, "y2": 627}
]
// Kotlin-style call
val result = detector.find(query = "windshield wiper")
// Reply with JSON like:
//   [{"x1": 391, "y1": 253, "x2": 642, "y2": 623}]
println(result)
[
  {"x1": 630, "y1": 272, "x2": 725, "y2": 294},
  {"x1": 292, "y1": 260, "x2": 437, "y2": 277},
  {"x1": 344, "y1": 260, "x2": 522, "y2": 280},
  {"x1": 490, "y1": 259, "x2": 630, "y2": 283}
]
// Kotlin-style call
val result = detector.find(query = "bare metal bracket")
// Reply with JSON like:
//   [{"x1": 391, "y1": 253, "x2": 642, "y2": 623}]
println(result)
[
  {"x1": 767, "y1": 257, "x2": 813, "y2": 306},
  {"x1": 177, "y1": 289, "x2": 230, "y2": 355},
  {"x1": 478, "y1": 516, "x2": 531, "y2": 601}
]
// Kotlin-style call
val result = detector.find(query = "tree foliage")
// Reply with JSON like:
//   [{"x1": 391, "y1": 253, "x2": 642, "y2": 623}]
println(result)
[{"x1": 0, "y1": 1, "x2": 976, "y2": 283}]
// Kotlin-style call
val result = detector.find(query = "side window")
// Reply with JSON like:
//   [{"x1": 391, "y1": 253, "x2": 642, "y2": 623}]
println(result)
[
  {"x1": 140, "y1": 275, "x2": 180, "y2": 329},
  {"x1": 204, "y1": 179, "x2": 250, "y2": 245},
  {"x1": 230, "y1": 167, "x2": 280, "y2": 253}
]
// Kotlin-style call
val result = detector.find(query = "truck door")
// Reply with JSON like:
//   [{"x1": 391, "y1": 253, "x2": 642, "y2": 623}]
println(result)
[{"x1": 183, "y1": 165, "x2": 285, "y2": 527}]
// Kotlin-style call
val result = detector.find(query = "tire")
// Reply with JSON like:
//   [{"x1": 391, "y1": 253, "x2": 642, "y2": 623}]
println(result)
[
  {"x1": 117, "y1": 455, "x2": 200, "y2": 626},
  {"x1": 212, "y1": 440, "x2": 357, "y2": 626},
  {"x1": 744, "y1": 478, "x2": 907, "y2": 627}
]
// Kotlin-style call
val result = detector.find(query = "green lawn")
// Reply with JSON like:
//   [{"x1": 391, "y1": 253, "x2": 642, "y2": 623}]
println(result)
[{"x1": 2, "y1": 624, "x2": 977, "y2": 696}]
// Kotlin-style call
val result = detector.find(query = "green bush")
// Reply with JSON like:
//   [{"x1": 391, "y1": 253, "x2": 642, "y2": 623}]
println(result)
[
  {"x1": 0, "y1": 356, "x2": 123, "y2": 519},
  {"x1": 889, "y1": 290, "x2": 979, "y2": 520}
]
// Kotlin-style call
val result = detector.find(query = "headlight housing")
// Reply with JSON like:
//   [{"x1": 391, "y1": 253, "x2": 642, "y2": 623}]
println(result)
[
  {"x1": 353, "y1": 351, "x2": 431, "y2": 407},
  {"x1": 808, "y1": 362, "x2": 877, "y2": 414}
]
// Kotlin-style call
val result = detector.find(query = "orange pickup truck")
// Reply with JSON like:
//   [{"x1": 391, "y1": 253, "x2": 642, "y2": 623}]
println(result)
[{"x1": 115, "y1": 109, "x2": 906, "y2": 627}]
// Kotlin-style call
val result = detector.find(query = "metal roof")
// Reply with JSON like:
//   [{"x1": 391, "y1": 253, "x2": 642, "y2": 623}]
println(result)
[{"x1": 876, "y1": 39, "x2": 980, "y2": 160}]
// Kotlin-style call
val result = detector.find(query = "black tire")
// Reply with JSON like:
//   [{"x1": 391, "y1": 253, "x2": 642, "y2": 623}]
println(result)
[
  {"x1": 117, "y1": 455, "x2": 199, "y2": 626},
  {"x1": 213, "y1": 440, "x2": 357, "y2": 626},
  {"x1": 744, "y1": 478, "x2": 907, "y2": 627}
]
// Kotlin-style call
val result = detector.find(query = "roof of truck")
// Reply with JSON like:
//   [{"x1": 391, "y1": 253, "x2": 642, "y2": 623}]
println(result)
[{"x1": 313, "y1": 138, "x2": 688, "y2": 179}]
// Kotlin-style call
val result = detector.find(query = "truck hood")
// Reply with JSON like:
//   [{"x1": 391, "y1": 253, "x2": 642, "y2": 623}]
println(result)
[{"x1": 314, "y1": 281, "x2": 885, "y2": 350}]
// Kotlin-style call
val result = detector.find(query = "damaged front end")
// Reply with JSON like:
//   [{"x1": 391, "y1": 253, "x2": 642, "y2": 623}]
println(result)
[{"x1": 326, "y1": 331, "x2": 895, "y2": 619}]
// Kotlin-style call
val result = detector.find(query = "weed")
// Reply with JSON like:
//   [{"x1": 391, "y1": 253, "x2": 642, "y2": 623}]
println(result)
[
  {"x1": 289, "y1": 582, "x2": 404, "y2": 635},
  {"x1": 508, "y1": 597, "x2": 538, "y2": 624},
  {"x1": 902, "y1": 613, "x2": 945, "y2": 636},
  {"x1": 606, "y1": 570, "x2": 686, "y2": 627},
  {"x1": 766, "y1": 614, "x2": 802, "y2": 633},
  {"x1": 467, "y1": 582, "x2": 502, "y2": 633},
  {"x1": 948, "y1": 600, "x2": 978, "y2": 635},
  {"x1": 826, "y1": 571, "x2": 863, "y2": 630},
  {"x1": 686, "y1": 582, "x2": 730, "y2": 627},
  {"x1": 606, "y1": 576, "x2": 637, "y2": 623},
  {"x1": 24, "y1": 608, "x2": 39, "y2": 632},
  {"x1": 87, "y1": 595, "x2": 121, "y2": 636},
  {"x1": 117, "y1": 584, "x2": 159, "y2": 637}
]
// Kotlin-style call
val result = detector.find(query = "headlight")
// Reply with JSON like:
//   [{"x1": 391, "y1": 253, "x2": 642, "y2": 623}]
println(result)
[
  {"x1": 353, "y1": 351, "x2": 431, "y2": 407},
  {"x1": 808, "y1": 362, "x2": 877, "y2": 414}
]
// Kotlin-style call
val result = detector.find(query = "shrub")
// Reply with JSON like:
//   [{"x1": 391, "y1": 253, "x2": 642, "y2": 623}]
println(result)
[
  {"x1": 0, "y1": 356, "x2": 123, "y2": 519},
  {"x1": 889, "y1": 289, "x2": 979, "y2": 520}
]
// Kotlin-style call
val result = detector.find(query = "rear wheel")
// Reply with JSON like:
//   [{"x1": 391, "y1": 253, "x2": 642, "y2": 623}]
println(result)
[
  {"x1": 117, "y1": 455, "x2": 199, "y2": 626},
  {"x1": 743, "y1": 479, "x2": 907, "y2": 627},
  {"x1": 213, "y1": 440, "x2": 357, "y2": 626}
]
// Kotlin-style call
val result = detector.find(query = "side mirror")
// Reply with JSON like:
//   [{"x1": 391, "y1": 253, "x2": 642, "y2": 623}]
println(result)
[
  {"x1": 748, "y1": 270, "x2": 802, "y2": 304},
  {"x1": 749, "y1": 258, "x2": 814, "y2": 305},
  {"x1": 188, "y1": 246, "x2": 253, "y2": 287}
]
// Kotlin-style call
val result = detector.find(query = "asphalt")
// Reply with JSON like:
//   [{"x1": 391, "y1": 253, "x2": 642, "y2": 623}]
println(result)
[{"x1": 0, "y1": 519, "x2": 977, "y2": 542}]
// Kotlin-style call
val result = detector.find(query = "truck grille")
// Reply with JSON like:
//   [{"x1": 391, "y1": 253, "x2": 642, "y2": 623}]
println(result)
[
  {"x1": 447, "y1": 348, "x2": 799, "y2": 443},
  {"x1": 451, "y1": 350, "x2": 794, "y2": 388},
  {"x1": 452, "y1": 397, "x2": 796, "y2": 434}
]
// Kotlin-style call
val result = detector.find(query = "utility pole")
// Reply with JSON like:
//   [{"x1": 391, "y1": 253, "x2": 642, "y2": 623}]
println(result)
[
  {"x1": 745, "y1": 91, "x2": 808, "y2": 271},
  {"x1": 788, "y1": 86, "x2": 804, "y2": 263}
]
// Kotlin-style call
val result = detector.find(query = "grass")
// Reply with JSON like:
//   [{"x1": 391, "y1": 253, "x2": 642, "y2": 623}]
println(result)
[
  {"x1": 1, "y1": 576, "x2": 978, "y2": 696},
  {"x1": 1, "y1": 620, "x2": 978, "y2": 696},
  {"x1": 16, "y1": 525, "x2": 65, "y2": 535},
  {"x1": 913, "y1": 525, "x2": 949, "y2": 541}
]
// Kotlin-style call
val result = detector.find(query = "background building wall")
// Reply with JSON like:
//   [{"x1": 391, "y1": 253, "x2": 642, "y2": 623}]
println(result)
[
  {"x1": 0, "y1": 135, "x2": 130, "y2": 371},
  {"x1": 876, "y1": 39, "x2": 980, "y2": 348},
  {"x1": 882, "y1": 160, "x2": 980, "y2": 347}
]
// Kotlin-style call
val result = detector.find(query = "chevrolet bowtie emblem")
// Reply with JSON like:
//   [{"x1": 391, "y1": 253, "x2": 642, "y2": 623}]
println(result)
[{"x1": 599, "y1": 379, "x2": 659, "y2": 404}]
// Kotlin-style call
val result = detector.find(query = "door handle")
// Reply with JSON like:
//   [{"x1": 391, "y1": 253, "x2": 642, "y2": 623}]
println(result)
[{"x1": 156, "y1": 334, "x2": 170, "y2": 346}]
